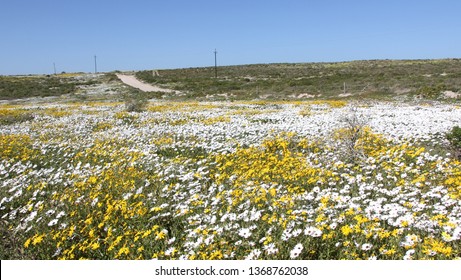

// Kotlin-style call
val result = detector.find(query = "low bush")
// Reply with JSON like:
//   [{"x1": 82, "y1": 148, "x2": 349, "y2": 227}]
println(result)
[
  {"x1": 0, "y1": 109, "x2": 34, "y2": 125},
  {"x1": 446, "y1": 126, "x2": 461, "y2": 159},
  {"x1": 123, "y1": 88, "x2": 148, "y2": 112}
]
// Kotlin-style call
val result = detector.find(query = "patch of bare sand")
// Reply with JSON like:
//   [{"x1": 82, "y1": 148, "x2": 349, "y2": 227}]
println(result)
[
  {"x1": 116, "y1": 74, "x2": 177, "y2": 93},
  {"x1": 443, "y1": 91, "x2": 460, "y2": 99}
]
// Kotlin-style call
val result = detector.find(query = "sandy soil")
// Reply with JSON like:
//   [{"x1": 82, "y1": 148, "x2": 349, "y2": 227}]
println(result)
[
  {"x1": 116, "y1": 74, "x2": 176, "y2": 93},
  {"x1": 443, "y1": 90, "x2": 460, "y2": 98}
]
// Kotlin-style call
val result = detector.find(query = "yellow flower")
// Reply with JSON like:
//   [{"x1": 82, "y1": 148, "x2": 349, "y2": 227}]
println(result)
[
  {"x1": 32, "y1": 234, "x2": 45, "y2": 245},
  {"x1": 116, "y1": 246, "x2": 130, "y2": 258},
  {"x1": 322, "y1": 232, "x2": 335, "y2": 240},
  {"x1": 113, "y1": 235, "x2": 123, "y2": 246},
  {"x1": 90, "y1": 242, "x2": 100, "y2": 250},
  {"x1": 263, "y1": 236, "x2": 273, "y2": 245},
  {"x1": 142, "y1": 229, "x2": 152, "y2": 239},
  {"x1": 210, "y1": 250, "x2": 223, "y2": 260},
  {"x1": 423, "y1": 238, "x2": 453, "y2": 257},
  {"x1": 151, "y1": 206, "x2": 162, "y2": 212},
  {"x1": 84, "y1": 217, "x2": 93, "y2": 225},
  {"x1": 88, "y1": 176, "x2": 97, "y2": 184},
  {"x1": 341, "y1": 225, "x2": 353, "y2": 236},
  {"x1": 354, "y1": 215, "x2": 369, "y2": 225},
  {"x1": 383, "y1": 249, "x2": 396, "y2": 256},
  {"x1": 24, "y1": 238, "x2": 31, "y2": 248},
  {"x1": 155, "y1": 230, "x2": 167, "y2": 240}
]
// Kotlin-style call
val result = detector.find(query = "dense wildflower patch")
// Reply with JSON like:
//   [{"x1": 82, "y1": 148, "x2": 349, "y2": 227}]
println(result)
[{"x1": 1, "y1": 101, "x2": 461, "y2": 259}]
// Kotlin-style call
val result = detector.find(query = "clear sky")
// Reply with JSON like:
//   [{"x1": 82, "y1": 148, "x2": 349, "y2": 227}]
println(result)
[{"x1": 1, "y1": 0, "x2": 460, "y2": 75}]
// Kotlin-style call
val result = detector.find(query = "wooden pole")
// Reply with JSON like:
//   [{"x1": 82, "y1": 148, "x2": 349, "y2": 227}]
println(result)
[
  {"x1": 214, "y1": 49, "x2": 217, "y2": 78},
  {"x1": 94, "y1": 55, "x2": 98, "y2": 73}
]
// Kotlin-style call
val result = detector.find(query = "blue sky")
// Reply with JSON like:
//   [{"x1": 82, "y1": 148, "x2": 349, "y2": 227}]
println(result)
[{"x1": 1, "y1": 0, "x2": 460, "y2": 75}]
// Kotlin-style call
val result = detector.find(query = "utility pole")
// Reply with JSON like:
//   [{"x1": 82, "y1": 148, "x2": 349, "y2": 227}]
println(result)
[
  {"x1": 214, "y1": 49, "x2": 217, "y2": 78},
  {"x1": 343, "y1": 82, "x2": 346, "y2": 94},
  {"x1": 94, "y1": 55, "x2": 98, "y2": 74},
  {"x1": 53, "y1": 63, "x2": 56, "y2": 75}
]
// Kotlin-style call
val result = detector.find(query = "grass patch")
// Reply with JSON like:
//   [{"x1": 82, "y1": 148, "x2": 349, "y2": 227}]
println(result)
[
  {"x1": 135, "y1": 59, "x2": 461, "y2": 101},
  {"x1": 0, "y1": 75, "x2": 102, "y2": 100}
]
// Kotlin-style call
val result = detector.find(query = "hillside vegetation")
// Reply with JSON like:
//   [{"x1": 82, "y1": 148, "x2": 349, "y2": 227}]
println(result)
[
  {"x1": 2, "y1": 100, "x2": 461, "y2": 260},
  {"x1": 135, "y1": 59, "x2": 461, "y2": 101},
  {"x1": 2, "y1": 59, "x2": 461, "y2": 260},
  {"x1": 0, "y1": 73, "x2": 122, "y2": 101},
  {"x1": 2, "y1": 59, "x2": 460, "y2": 102}
]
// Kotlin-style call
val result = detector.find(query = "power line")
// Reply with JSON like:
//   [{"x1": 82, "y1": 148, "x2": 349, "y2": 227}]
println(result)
[{"x1": 214, "y1": 49, "x2": 217, "y2": 78}]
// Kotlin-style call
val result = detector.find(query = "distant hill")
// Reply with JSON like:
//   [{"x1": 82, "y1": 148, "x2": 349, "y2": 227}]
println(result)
[
  {"x1": 135, "y1": 59, "x2": 461, "y2": 101},
  {"x1": 2, "y1": 59, "x2": 460, "y2": 102}
]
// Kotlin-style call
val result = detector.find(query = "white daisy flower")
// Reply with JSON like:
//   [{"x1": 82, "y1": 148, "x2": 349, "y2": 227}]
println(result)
[
  {"x1": 361, "y1": 243, "x2": 373, "y2": 251},
  {"x1": 304, "y1": 226, "x2": 322, "y2": 237},
  {"x1": 263, "y1": 243, "x2": 278, "y2": 255},
  {"x1": 56, "y1": 211, "x2": 66, "y2": 219},
  {"x1": 292, "y1": 229, "x2": 302, "y2": 237},
  {"x1": 48, "y1": 219, "x2": 58, "y2": 227},
  {"x1": 290, "y1": 243, "x2": 303, "y2": 259},
  {"x1": 238, "y1": 228, "x2": 252, "y2": 239},
  {"x1": 165, "y1": 247, "x2": 175, "y2": 256},
  {"x1": 452, "y1": 227, "x2": 461, "y2": 240}
]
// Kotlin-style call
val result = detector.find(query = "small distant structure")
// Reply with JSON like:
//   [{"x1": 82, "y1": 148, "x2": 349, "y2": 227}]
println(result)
[
  {"x1": 152, "y1": 70, "x2": 160, "y2": 77},
  {"x1": 214, "y1": 49, "x2": 218, "y2": 78}
]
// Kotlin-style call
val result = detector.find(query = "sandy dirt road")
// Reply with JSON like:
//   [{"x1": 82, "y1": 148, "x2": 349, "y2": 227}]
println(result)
[{"x1": 116, "y1": 74, "x2": 176, "y2": 93}]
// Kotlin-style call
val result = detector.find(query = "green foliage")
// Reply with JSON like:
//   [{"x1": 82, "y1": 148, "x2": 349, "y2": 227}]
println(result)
[
  {"x1": 446, "y1": 126, "x2": 461, "y2": 158},
  {"x1": 0, "y1": 221, "x2": 27, "y2": 259},
  {"x1": 125, "y1": 99, "x2": 147, "y2": 112},
  {"x1": 102, "y1": 72, "x2": 119, "y2": 83},
  {"x1": 417, "y1": 84, "x2": 447, "y2": 98},
  {"x1": 0, "y1": 110, "x2": 34, "y2": 125},
  {"x1": 0, "y1": 76, "x2": 75, "y2": 99},
  {"x1": 447, "y1": 126, "x2": 461, "y2": 148},
  {"x1": 123, "y1": 88, "x2": 148, "y2": 112},
  {"x1": 0, "y1": 75, "x2": 101, "y2": 100},
  {"x1": 134, "y1": 59, "x2": 461, "y2": 101}
]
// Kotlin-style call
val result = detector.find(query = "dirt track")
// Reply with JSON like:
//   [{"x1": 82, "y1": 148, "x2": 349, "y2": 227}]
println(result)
[{"x1": 116, "y1": 74, "x2": 175, "y2": 93}]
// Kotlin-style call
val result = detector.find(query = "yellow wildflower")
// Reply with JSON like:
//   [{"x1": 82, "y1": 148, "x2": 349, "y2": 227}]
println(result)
[
  {"x1": 90, "y1": 242, "x2": 100, "y2": 250},
  {"x1": 341, "y1": 225, "x2": 353, "y2": 236},
  {"x1": 24, "y1": 238, "x2": 31, "y2": 248},
  {"x1": 32, "y1": 234, "x2": 45, "y2": 245}
]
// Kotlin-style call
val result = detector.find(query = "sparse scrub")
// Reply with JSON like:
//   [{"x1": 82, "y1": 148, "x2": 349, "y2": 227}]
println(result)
[
  {"x1": 0, "y1": 108, "x2": 34, "y2": 125},
  {"x1": 446, "y1": 126, "x2": 461, "y2": 159},
  {"x1": 332, "y1": 106, "x2": 369, "y2": 164},
  {"x1": 125, "y1": 98, "x2": 147, "y2": 112},
  {"x1": 417, "y1": 84, "x2": 447, "y2": 99},
  {"x1": 2, "y1": 59, "x2": 461, "y2": 102},
  {"x1": 123, "y1": 88, "x2": 148, "y2": 112},
  {"x1": 298, "y1": 106, "x2": 312, "y2": 116},
  {"x1": 134, "y1": 59, "x2": 461, "y2": 101},
  {"x1": 0, "y1": 76, "x2": 89, "y2": 100}
]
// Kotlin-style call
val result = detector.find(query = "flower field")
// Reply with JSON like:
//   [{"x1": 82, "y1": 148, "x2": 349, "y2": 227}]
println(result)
[{"x1": 1, "y1": 100, "x2": 461, "y2": 260}]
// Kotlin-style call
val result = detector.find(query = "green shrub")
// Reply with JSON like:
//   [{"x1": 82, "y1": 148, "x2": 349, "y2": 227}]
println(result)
[
  {"x1": 417, "y1": 84, "x2": 447, "y2": 98},
  {"x1": 446, "y1": 126, "x2": 461, "y2": 158},
  {"x1": 123, "y1": 88, "x2": 148, "y2": 112},
  {"x1": 125, "y1": 98, "x2": 147, "y2": 112},
  {"x1": 134, "y1": 59, "x2": 461, "y2": 100},
  {"x1": 0, "y1": 109, "x2": 34, "y2": 125}
]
